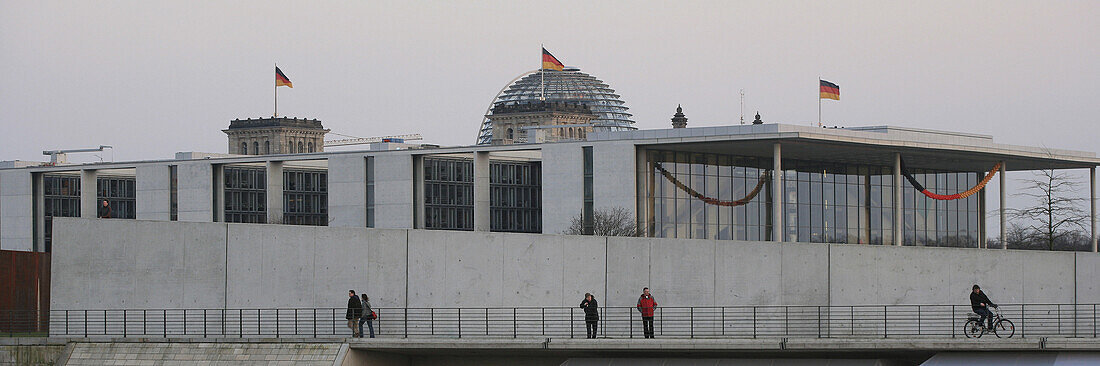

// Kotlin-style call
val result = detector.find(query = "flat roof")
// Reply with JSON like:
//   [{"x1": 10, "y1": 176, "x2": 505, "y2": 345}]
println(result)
[{"x1": 5, "y1": 124, "x2": 1097, "y2": 173}]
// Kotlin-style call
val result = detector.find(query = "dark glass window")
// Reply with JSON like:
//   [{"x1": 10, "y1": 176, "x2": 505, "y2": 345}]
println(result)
[
  {"x1": 284, "y1": 169, "x2": 328, "y2": 226},
  {"x1": 97, "y1": 176, "x2": 136, "y2": 219},
  {"x1": 169, "y1": 166, "x2": 178, "y2": 221},
  {"x1": 43, "y1": 174, "x2": 81, "y2": 252},
  {"x1": 224, "y1": 167, "x2": 267, "y2": 223},
  {"x1": 424, "y1": 158, "x2": 475, "y2": 231},
  {"x1": 366, "y1": 157, "x2": 375, "y2": 228},
  {"x1": 489, "y1": 160, "x2": 541, "y2": 233}
]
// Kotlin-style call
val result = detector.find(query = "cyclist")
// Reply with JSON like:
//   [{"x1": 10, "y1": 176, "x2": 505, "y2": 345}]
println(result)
[{"x1": 970, "y1": 285, "x2": 997, "y2": 330}]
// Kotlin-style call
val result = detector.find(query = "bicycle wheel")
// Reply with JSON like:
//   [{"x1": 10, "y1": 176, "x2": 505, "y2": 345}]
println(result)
[
  {"x1": 994, "y1": 319, "x2": 1015, "y2": 338},
  {"x1": 963, "y1": 320, "x2": 983, "y2": 338}
]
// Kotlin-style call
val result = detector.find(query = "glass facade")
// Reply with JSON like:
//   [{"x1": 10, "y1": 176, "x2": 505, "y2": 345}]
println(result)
[
  {"x1": 43, "y1": 174, "x2": 81, "y2": 252},
  {"x1": 366, "y1": 157, "x2": 375, "y2": 228},
  {"x1": 284, "y1": 169, "x2": 328, "y2": 226},
  {"x1": 169, "y1": 165, "x2": 178, "y2": 221},
  {"x1": 423, "y1": 157, "x2": 542, "y2": 232},
  {"x1": 97, "y1": 176, "x2": 136, "y2": 219},
  {"x1": 644, "y1": 150, "x2": 981, "y2": 247},
  {"x1": 582, "y1": 147, "x2": 594, "y2": 234},
  {"x1": 224, "y1": 167, "x2": 267, "y2": 223},
  {"x1": 424, "y1": 158, "x2": 474, "y2": 230},
  {"x1": 489, "y1": 161, "x2": 541, "y2": 233}
]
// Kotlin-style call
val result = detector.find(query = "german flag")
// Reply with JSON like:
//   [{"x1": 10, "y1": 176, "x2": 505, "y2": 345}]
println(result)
[
  {"x1": 820, "y1": 80, "x2": 839, "y2": 100},
  {"x1": 276, "y1": 67, "x2": 293, "y2": 88},
  {"x1": 542, "y1": 48, "x2": 564, "y2": 71}
]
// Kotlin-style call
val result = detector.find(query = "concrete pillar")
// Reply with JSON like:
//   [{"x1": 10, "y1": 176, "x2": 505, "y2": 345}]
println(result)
[
  {"x1": 1091, "y1": 166, "x2": 1096, "y2": 253},
  {"x1": 373, "y1": 154, "x2": 414, "y2": 229},
  {"x1": 413, "y1": 155, "x2": 425, "y2": 229},
  {"x1": 266, "y1": 161, "x2": 284, "y2": 224},
  {"x1": 33, "y1": 174, "x2": 45, "y2": 252},
  {"x1": 0, "y1": 170, "x2": 34, "y2": 251},
  {"x1": 212, "y1": 165, "x2": 225, "y2": 222},
  {"x1": 541, "y1": 144, "x2": 583, "y2": 234},
  {"x1": 473, "y1": 151, "x2": 490, "y2": 232},
  {"x1": 772, "y1": 142, "x2": 783, "y2": 242},
  {"x1": 80, "y1": 170, "x2": 98, "y2": 218},
  {"x1": 175, "y1": 161, "x2": 214, "y2": 222},
  {"x1": 894, "y1": 153, "x2": 903, "y2": 246},
  {"x1": 999, "y1": 161, "x2": 1006, "y2": 249}
]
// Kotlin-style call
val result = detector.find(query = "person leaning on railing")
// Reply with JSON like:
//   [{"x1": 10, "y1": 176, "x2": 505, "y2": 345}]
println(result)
[{"x1": 970, "y1": 285, "x2": 997, "y2": 330}]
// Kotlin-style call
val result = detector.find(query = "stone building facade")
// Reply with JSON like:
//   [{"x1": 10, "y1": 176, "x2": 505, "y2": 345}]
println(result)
[
  {"x1": 223, "y1": 117, "x2": 329, "y2": 155},
  {"x1": 487, "y1": 101, "x2": 597, "y2": 145}
]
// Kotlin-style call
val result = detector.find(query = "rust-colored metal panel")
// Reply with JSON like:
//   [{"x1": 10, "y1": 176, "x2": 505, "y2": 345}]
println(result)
[{"x1": 0, "y1": 250, "x2": 51, "y2": 333}]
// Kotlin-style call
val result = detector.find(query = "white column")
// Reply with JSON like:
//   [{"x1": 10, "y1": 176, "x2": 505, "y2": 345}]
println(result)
[
  {"x1": 894, "y1": 153, "x2": 903, "y2": 246},
  {"x1": 135, "y1": 165, "x2": 171, "y2": 221},
  {"x1": 327, "y1": 155, "x2": 367, "y2": 228},
  {"x1": 473, "y1": 151, "x2": 490, "y2": 232},
  {"x1": 80, "y1": 170, "x2": 98, "y2": 218},
  {"x1": 1091, "y1": 166, "x2": 1096, "y2": 253},
  {"x1": 266, "y1": 161, "x2": 283, "y2": 224},
  {"x1": 772, "y1": 142, "x2": 783, "y2": 242},
  {"x1": 212, "y1": 165, "x2": 225, "y2": 222},
  {"x1": 999, "y1": 161, "x2": 1006, "y2": 249}
]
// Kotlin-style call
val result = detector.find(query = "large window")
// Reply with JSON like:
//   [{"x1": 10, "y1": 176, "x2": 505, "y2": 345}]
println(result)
[
  {"x1": 424, "y1": 158, "x2": 474, "y2": 230},
  {"x1": 366, "y1": 157, "x2": 375, "y2": 227},
  {"x1": 224, "y1": 167, "x2": 267, "y2": 223},
  {"x1": 43, "y1": 174, "x2": 81, "y2": 252},
  {"x1": 97, "y1": 176, "x2": 136, "y2": 219},
  {"x1": 424, "y1": 157, "x2": 542, "y2": 232},
  {"x1": 284, "y1": 169, "x2": 328, "y2": 226},
  {"x1": 169, "y1": 165, "x2": 178, "y2": 221},
  {"x1": 490, "y1": 161, "x2": 541, "y2": 233},
  {"x1": 644, "y1": 150, "x2": 981, "y2": 247}
]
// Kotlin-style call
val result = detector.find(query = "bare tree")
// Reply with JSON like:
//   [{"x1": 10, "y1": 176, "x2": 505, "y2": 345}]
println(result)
[
  {"x1": 1009, "y1": 169, "x2": 1089, "y2": 250},
  {"x1": 563, "y1": 207, "x2": 639, "y2": 236}
]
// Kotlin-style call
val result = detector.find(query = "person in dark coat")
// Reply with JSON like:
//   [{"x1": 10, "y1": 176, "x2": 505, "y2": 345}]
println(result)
[
  {"x1": 346, "y1": 290, "x2": 362, "y2": 337},
  {"x1": 636, "y1": 287, "x2": 658, "y2": 338},
  {"x1": 580, "y1": 293, "x2": 599, "y2": 339},
  {"x1": 970, "y1": 285, "x2": 997, "y2": 329},
  {"x1": 358, "y1": 294, "x2": 375, "y2": 338},
  {"x1": 97, "y1": 200, "x2": 111, "y2": 218}
]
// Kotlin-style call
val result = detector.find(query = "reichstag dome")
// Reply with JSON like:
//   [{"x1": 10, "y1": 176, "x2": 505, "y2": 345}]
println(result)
[{"x1": 476, "y1": 67, "x2": 635, "y2": 145}]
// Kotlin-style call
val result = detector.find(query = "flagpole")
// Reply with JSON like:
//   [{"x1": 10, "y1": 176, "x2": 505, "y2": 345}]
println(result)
[
  {"x1": 817, "y1": 77, "x2": 821, "y2": 127},
  {"x1": 540, "y1": 44, "x2": 545, "y2": 101},
  {"x1": 274, "y1": 62, "x2": 278, "y2": 118}
]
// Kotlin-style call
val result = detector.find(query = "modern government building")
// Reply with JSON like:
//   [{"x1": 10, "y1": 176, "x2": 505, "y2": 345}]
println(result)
[{"x1": 1, "y1": 67, "x2": 1098, "y2": 254}]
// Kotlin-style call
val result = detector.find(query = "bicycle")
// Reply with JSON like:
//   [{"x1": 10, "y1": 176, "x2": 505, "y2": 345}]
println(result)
[{"x1": 963, "y1": 306, "x2": 1015, "y2": 338}]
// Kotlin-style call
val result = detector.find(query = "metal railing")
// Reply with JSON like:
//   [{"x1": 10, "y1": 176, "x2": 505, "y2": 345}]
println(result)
[{"x1": 3, "y1": 304, "x2": 1098, "y2": 339}]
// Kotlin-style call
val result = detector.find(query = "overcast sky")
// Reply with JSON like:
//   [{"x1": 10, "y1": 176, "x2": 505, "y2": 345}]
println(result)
[{"x1": 2, "y1": 1, "x2": 1098, "y2": 231}]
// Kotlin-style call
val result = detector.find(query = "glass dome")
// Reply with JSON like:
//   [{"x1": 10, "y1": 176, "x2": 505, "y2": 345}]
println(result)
[{"x1": 477, "y1": 67, "x2": 635, "y2": 145}]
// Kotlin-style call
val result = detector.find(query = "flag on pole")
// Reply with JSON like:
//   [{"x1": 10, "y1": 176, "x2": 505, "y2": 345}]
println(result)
[
  {"x1": 276, "y1": 67, "x2": 293, "y2": 88},
  {"x1": 542, "y1": 48, "x2": 564, "y2": 71},
  {"x1": 819, "y1": 80, "x2": 839, "y2": 100}
]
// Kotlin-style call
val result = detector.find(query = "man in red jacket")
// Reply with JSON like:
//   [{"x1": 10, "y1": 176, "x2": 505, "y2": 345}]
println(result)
[{"x1": 637, "y1": 287, "x2": 658, "y2": 338}]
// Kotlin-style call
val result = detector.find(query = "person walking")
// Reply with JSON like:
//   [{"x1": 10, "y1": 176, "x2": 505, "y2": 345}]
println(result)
[
  {"x1": 346, "y1": 290, "x2": 362, "y2": 337},
  {"x1": 636, "y1": 287, "x2": 658, "y2": 338},
  {"x1": 97, "y1": 200, "x2": 111, "y2": 218},
  {"x1": 358, "y1": 294, "x2": 375, "y2": 338},
  {"x1": 580, "y1": 293, "x2": 599, "y2": 339},
  {"x1": 970, "y1": 285, "x2": 997, "y2": 330}
]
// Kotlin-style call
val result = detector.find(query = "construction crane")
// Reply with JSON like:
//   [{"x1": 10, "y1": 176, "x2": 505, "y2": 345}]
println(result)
[
  {"x1": 42, "y1": 145, "x2": 113, "y2": 165},
  {"x1": 324, "y1": 133, "x2": 423, "y2": 147}
]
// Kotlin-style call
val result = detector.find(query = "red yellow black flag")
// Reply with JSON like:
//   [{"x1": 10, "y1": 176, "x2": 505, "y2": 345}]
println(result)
[{"x1": 276, "y1": 67, "x2": 293, "y2": 88}]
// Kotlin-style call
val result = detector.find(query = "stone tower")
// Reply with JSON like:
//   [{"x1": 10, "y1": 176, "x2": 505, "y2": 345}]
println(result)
[
  {"x1": 487, "y1": 101, "x2": 598, "y2": 144},
  {"x1": 671, "y1": 105, "x2": 688, "y2": 128},
  {"x1": 223, "y1": 117, "x2": 330, "y2": 155}
]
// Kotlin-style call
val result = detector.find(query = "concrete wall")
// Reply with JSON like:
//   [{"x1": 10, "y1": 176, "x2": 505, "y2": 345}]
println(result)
[
  {"x1": 51, "y1": 218, "x2": 1100, "y2": 314},
  {"x1": 135, "y1": 165, "x2": 171, "y2": 221},
  {"x1": 592, "y1": 141, "x2": 637, "y2": 217},
  {"x1": 175, "y1": 161, "x2": 213, "y2": 222},
  {"x1": 0, "y1": 169, "x2": 33, "y2": 251},
  {"x1": 329, "y1": 155, "x2": 366, "y2": 228},
  {"x1": 373, "y1": 154, "x2": 413, "y2": 229},
  {"x1": 541, "y1": 143, "x2": 582, "y2": 234}
]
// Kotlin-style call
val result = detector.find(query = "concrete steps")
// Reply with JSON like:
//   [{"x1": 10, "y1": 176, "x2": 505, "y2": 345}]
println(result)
[{"x1": 60, "y1": 341, "x2": 344, "y2": 366}]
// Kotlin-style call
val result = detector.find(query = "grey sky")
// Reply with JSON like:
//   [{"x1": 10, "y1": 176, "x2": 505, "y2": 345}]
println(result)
[{"x1": 1, "y1": 1, "x2": 1097, "y2": 231}]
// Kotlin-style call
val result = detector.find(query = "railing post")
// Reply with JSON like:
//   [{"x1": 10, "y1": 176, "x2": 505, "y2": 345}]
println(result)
[
  {"x1": 882, "y1": 305, "x2": 887, "y2": 338},
  {"x1": 458, "y1": 308, "x2": 462, "y2": 338},
  {"x1": 182, "y1": 310, "x2": 186, "y2": 336},
  {"x1": 785, "y1": 306, "x2": 789, "y2": 336},
  {"x1": 313, "y1": 308, "x2": 317, "y2": 338},
  {"x1": 275, "y1": 309, "x2": 280, "y2": 338},
  {"x1": 431, "y1": 308, "x2": 435, "y2": 336},
  {"x1": 721, "y1": 307, "x2": 726, "y2": 336},
  {"x1": 951, "y1": 305, "x2": 956, "y2": 338},
  {"x1": 485, "y1": 308, "x2": 489, "y2": 336},
  {"x1": 239, "y1": 309, "x2": 243, "y2": 338},
  {"x1": 203, "y1": 310, "x2": 207, "y2": 338},
  {"x1": 104, "y1": 310, "x2": 108, "y2": 336},
  {"x1": 142, "y1": 310, "x2": 146, "y2": 336},
  {"x1": 1094, "y1": 304, "x2": 1097, "y2": 338},
  {"x1": 404, "y1": 308, "x2": 408, "y2": 339},
  {"x1": 515, "y1": 308, "x2": 518, "y2": 339},
  {"x1": 917, "y1": 305, "x2": 921, "y2": 336},
  {"x1": 294, "y1": 309, "x2": 298, "y2": 336},
  {"x1": 541, "y1": 308, "x2": 545, "y2": 336},
  {"x1": 690, "y1": 307, "x2": 695, "y2": 338},
  {"x1": 817, "y1": 306, "x2": 821, "y2": 338},
  {"x1": 752, "y1": 307, "x2": 757, "y2": 339},
  {"x1": 569, "y1": 307, "x2": 573, "y2": 339},
  {"x1": 630, "y1": 307, "x2": 634, "y2": 339},
  {"x1": 1021, "y1": 304, "x2": 1026, "y2": 338},
  {"x1": 161, "y1": 309, "x2": 166, "y2": 338},
  {"x1": 850, "y1": 306, "x2": 854, "y2": 336},
  {"x1": 65, "y1": 310, "x2": 69, "y2": 336},
  {"x1": 123, "y1": 311, "x2": 127, "y2": 338}
]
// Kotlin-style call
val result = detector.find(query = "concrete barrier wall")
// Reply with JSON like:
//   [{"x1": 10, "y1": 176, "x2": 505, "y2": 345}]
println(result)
[{"x1": 51, "y1": 218, "x2": 1100, "y2": 316}]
